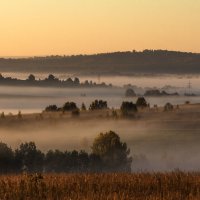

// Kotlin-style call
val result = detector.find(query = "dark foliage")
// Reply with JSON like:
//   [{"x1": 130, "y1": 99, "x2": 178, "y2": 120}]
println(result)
[
  {"x1": 15, "y1": 142, "x2": 44, "y2": 173},
  {"x1": 164, "y1": 103, "x2": 174, "y2": 111},
  {"x1": 91, "y1": 131, "x2": 132, "y2": 172},
  {"x1": 125, "y1": 88, "x2": 136, "y2": 97},
  {"x1": 27, "y1": 74, "x2": 36, "y2": 81},
  {"x1": 63, "y1": 102, "x2": 78, "y2": 112},
  {"x1": 89, "y1": 100, "x2": 108, "y2": 110},
  {"x1": 136, "y1": 97, "x2": 148, "y2": 108},
  {"x1": 45, "y1": 105, "x2": 58, "y2": 112},
  {"x1": 144, "y1": 89, "x2": 179, "y2": 96},
  {"x1": 0, "y1": 142, "x2": 15, "y2": 173},
  {"x1": 0, "y1": 74, "x2": 111, "y2": 88},
  {"x1": 81, "y1": 103, "x2": 87, "y2": 111},
  {"x1": 0, "y1": 132, "x2": 132, "y2": 173},
  {"x1": 120, "y1": 102, "x2": 137, "y2": 117}
]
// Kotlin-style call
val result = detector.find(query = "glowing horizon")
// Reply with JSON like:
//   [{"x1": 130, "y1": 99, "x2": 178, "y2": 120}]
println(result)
[{"x1": 0, "y1": 0, "x2": 200, "y2": 57}]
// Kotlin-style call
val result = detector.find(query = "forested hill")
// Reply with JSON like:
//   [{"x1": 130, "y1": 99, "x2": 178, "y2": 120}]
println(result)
[{"x1": 1, "y1": 50, "x2": 200, "y2": 75}]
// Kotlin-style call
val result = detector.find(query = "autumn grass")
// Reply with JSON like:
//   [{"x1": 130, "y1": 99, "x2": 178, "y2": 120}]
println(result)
[{"x1": 0, "y1": 172, "x2": 200, "y2": 200}]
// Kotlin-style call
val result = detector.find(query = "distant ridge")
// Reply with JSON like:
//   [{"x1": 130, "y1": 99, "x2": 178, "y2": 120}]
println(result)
[{"x1": 0, "y1": 50, "x2": 200, "y2": 75}]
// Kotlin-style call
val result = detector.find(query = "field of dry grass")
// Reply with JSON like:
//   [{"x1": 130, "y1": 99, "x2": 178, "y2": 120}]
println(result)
[{"x1": 1, "y1": 172, "x2": 200, "y2": 200}]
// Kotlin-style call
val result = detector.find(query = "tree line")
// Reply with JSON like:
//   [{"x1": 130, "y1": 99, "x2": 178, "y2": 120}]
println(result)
[
  {"x1": 0, "y1": 50, "x2": 199, "y2": 75},
  {"x1": 0, "y1": 131, "x2": 132, "y2": 174},
  {"x1": 44, "y1": 98, "x2": 148, "y2": 117},
  {"x1": 0, "y1": 74, "x2": 111, "y2": 88}
]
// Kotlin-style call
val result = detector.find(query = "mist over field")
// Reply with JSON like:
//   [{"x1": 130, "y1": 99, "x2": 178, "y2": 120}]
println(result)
[
  {"x1": 0, "y1": 74, "x2": 200, "y2": 114},
  {"x1": 1, "y1": 105, "x2": 200, "y2": 172},
  {"x1": 0, "y1": 73, "x2": 200, "y2": 172},
  {"x1": 2, "y1": 1, "x2": 200, "y2": 199}
]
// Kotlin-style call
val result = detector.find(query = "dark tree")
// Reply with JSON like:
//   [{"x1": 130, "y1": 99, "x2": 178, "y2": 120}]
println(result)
[
  {"x1": 84, "y1": 80, "x2": 90, "y2": 86},
  {"x1": 81, "y1": 103, "x2": 87, "y2": 111},
  {"x1": 120, "y1": 102, "x2": 137, "y2": 117},
  {"x1": 112, "y1": 110, "x2": 118, "y2": 119},
  {"x1": 89, "y1": 100, "x2": 108, "y2": 110},
  {"x1": 27, "y1": 74, "x2": 36, "y2": 81},
  {"x1": 45, "y1": 150, "x2": 65, "y2": 172},
  {"x1": 78, "y1": 150, "x2": 89, "y2": 172},
  {"x1": 69, "y1": 150, "x2": 79, "y2": 172},
  {"x1": 88, "y1": 153, "x2": 102, "y2": 172},
  {"x1": 74, "y1": 77, "x2": 80, "y2": 85},
  {"x1": 0, "y1": 73, "x2": 4, "y2": 80},
  {"x1": 164, "y1": 102, "x2": 174, "y2": 111},
  {"x1": 15, "y1": 142, "x2": 44, "y2": 173},
  {"x1": 47, "y1": 74, "x2": 56, "y2": 81},
  {"x1": 125, "y1": 88, "x2": 136, "y2": 97},
  {"x1": 45, "y1": 105, "x2": 58, "y2": 112},
  {"x1": 66, "y1": 78, "x2": 73, "y2": 86},
  {"x1": 91, "y1": 131, "x2": 132, "y2": 172},
  {"x1": 17, "y1": 111, "x2": 22, "y2": 119},
  {"x1": 1, "y1": 112, "x2": 5, "y2": 119},
  {"x1": 63, "y1": 102, "x2": 78, "y2": 111},
  {"x1": 0, "y1": 142, "x2": 14, "y2": 173},
  {"x1": 136, "y1": 97, "x2": 148, "y2": 108}
]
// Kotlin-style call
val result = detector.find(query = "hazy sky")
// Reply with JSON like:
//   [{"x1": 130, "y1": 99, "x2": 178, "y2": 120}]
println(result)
[{"x1": 0, "y1": 0, "x2": 200, "y2": 56}]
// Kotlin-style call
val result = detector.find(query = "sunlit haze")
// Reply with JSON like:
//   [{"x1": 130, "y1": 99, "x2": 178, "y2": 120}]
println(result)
[{"x1": 0, "y1": 0, "x2": 200, "y2": 56}]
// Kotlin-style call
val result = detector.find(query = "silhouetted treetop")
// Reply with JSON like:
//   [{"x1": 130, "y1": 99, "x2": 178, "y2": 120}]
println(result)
[
  {"x1": 125, "y1": 88, "x2": 136, "y2": 97},
  {"x1": 89, "y1": 100, "x2": 108, "y2": 110},
  {"x1": 91, "y1": 131, "x2": 132, "y2": 172},
  {"x1": 63, "y1": 102, "x2": 78, "y2": 111},
  {"x1": 0, "y1": 74, "x2": 111, "y2": 88},
  {"x1": 136, "y1": 97, "x2": 148, "y2": 108},
  {"x1": 121, "y1": 102, "x2": 137, "y2": 113}
]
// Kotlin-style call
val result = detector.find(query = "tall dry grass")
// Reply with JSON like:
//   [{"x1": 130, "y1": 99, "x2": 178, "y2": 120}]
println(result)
[{"x1": 0, "y1": 172, "x2": 200, "y2": 200}]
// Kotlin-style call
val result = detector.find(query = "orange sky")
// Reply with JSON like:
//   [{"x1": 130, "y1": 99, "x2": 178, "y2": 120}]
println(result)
[{"x1": 0, "y1": 0, "x2": 200, "y2": 56}]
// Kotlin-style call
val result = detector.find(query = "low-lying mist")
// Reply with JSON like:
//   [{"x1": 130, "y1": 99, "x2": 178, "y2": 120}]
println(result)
[
  {"x1": 1, "y1": 85, "x2": 200, "y2": 114},
  {"x1": 1, "y1": 117, "x2": 200, "y2": 172}
]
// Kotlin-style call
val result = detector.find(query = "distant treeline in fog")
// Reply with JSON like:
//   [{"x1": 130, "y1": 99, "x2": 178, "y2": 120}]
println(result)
[
  {"x1": 1, "y1": 50, "x2": 200, "y2": 75},
  {"x1": 0, "y1": 74, "x2": 111, "y2": 88}
]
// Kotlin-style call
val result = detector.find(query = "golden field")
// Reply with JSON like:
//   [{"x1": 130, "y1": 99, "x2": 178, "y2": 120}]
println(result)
[{"x1": 0, "y1": 172, "x2": 200, "y2": 200}]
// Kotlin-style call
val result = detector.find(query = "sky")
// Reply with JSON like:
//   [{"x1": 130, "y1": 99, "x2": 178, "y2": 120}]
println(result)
[{"x1": 0, "y1": 0, "x2": 200, "y2": 56}]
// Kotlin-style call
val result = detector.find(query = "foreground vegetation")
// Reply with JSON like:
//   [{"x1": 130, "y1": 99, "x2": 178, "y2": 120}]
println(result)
[{"x1": 0, "y1": 172, "x2": 200, "y2": 200}]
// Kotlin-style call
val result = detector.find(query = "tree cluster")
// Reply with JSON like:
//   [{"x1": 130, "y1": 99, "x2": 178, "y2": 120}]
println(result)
[
  {"x1": 120, "y1": 102, "x2": 138, "y2": 117},
  {"x1": 0, "y1": 131, "x2": 132, "y2": 174},
  {"x1": 45, "y1": 102, "x2": 78, "y2": 112},
  {"x1": 45, "y1": 100, "x2": 109, "y2": 113},
  {"x1": 89, "y1": 100, "x2": 108, "y2": 110}
]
